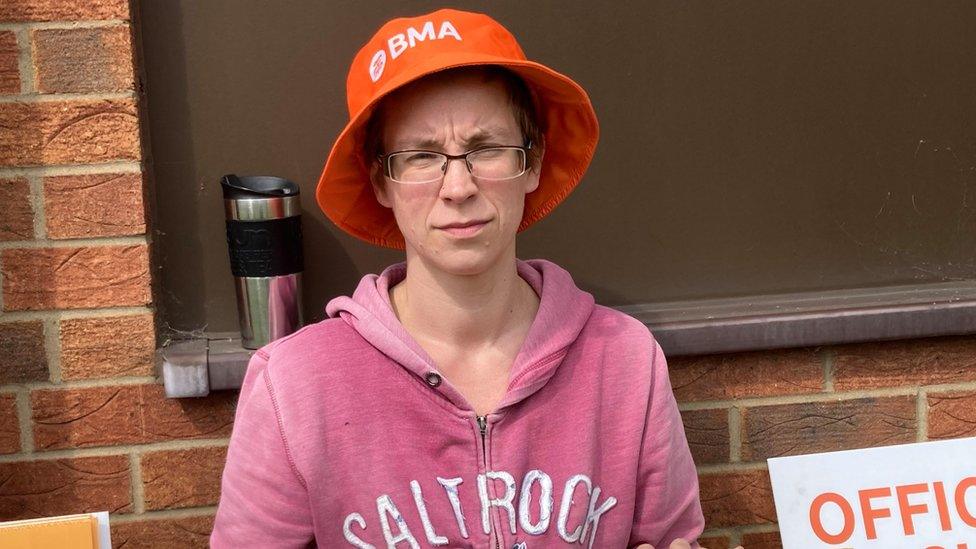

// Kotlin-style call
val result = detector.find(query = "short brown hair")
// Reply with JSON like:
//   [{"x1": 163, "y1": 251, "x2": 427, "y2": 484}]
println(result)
[{"x1": 363, "y1": 65, "x2": 545, "y2": 174}]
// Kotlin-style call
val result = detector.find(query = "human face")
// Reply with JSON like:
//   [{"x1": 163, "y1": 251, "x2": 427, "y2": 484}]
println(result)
[{"x1": 370, "y1": 71, "x2": 541, "y2": 276}]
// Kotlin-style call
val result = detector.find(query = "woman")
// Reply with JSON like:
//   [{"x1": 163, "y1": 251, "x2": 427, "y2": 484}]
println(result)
[{"x1": 212, "y1": 8, "x2": 724, "y2": 548}]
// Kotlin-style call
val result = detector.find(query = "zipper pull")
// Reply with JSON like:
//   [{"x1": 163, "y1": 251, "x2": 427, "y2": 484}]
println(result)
[{"x1": 476, "y1": 415, "x2": 487, "y2": 436}]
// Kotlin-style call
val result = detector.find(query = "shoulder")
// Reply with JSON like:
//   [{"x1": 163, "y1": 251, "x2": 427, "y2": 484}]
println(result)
[
  {"x1": 580, "y1": 305, "x2": 667, "y2": 381},
  {"x1": 585, "y1": 304, "x2": 660, "y2": 348},
  {"x1": 242, "y1": 318, "x2": 379, "y2": 434},
  {"x1": 263, "y1": 317, "x2": 364, "y2": 356},
  {"x1": 250, "y1": 317, "x2": 375, "y2": 385}
]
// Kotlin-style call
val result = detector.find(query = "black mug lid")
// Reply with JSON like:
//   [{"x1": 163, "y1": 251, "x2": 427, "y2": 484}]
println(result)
[{"x1": 221, "y1": 174, "x2": 300, "y2": 200}]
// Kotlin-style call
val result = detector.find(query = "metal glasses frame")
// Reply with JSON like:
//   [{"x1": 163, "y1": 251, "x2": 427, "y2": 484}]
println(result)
[{"x1": 378, "y1": 142, "x2": 533, "y2": 184}]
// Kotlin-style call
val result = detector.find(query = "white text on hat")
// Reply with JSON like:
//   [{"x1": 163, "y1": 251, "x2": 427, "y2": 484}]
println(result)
[
  {"x1": 369, "y1": 21, "x2": 463, "y2": 83},
  {"x1": 389, "y1": 21, "x2": 462, "y2": 59}
]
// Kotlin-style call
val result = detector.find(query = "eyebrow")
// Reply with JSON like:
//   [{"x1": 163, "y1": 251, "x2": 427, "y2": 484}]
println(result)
[{"x1": 395, "y1": 127, "x2": 516, "y2": 150}]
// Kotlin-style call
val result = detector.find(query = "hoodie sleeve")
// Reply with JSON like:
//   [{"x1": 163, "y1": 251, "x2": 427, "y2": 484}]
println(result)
[
  {"x1": 629, "y1": 334, "x2": 706, "y2": 548},
  {"x1": 211, "y1": 349, "x2": 315, "y2": 548}
]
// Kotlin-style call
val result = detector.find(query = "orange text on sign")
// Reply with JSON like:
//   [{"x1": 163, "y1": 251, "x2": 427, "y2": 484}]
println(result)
[{"x1": 807, "y1": 476, "x2": 976, "y2": 546}]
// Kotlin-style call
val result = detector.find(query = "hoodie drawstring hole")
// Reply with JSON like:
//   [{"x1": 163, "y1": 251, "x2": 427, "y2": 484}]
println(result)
[{"x1": 425, "y1": 372, "x2": 442, "y2": 387}]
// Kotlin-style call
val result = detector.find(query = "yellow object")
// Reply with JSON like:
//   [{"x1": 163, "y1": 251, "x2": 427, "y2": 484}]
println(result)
[{"x1": 0, "y1": 513, "x2": 99, "y2": 549}]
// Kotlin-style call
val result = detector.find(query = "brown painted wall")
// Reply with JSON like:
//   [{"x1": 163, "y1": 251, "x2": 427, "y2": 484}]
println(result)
[
  {"x1": 0, "y1": 2, "x2": 974, "y2": 548},
  {"x1": 139, "y1": 1, "x2": 976, "y2": 335}
]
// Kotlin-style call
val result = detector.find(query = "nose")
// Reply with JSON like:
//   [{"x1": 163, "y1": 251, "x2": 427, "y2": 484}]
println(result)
[{"x1": 438, "y1": 157, "x2": 478, "y2": 202}]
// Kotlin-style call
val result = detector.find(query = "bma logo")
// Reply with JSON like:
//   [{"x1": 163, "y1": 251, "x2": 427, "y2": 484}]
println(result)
[
  {"x1": 368, "y1": 50, "x2": 386, "y2": 82},
  {"x1": 367, "y1": 20, "x2": 463, "y2": 82}
]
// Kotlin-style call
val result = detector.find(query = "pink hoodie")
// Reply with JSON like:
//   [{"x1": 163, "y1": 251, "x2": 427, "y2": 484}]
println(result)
[{"x1": 211, "y1": 259, "x2": 704, "y2": 548}]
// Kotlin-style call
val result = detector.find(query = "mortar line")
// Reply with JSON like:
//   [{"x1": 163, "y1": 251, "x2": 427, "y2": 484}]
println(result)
[
  {"x1": 0, "y1": 235, "x2": 148, "y2": 249},
  {"x1": 917, "y1": 388, "x2": 928, "y2": 442},
  {"x1": 731, "y1": 523, "x2": 781, "y2": 545},
  {"x1": 15, "y1": 389, "x2": 34, "y2": 453},
  {"x1": 729, "y1": 406, "x2": 742, "y2": 463},
  {"x1": 700, "y1": 527, "x2": 739, "y2": 538},
  {"x1": 0, "y1": 438, "x2": 230, "y2": 463},
  {"x1": 23, "y1": 376, "x2": 158, "y2": 390},
  {"x1": 14, "y1": 26, "x2": 34, "y2": 94},
  {"x1": 0, "y1": 21, "x2": 130, "y2": 32},
  {"x1": 0, "y1": 307, "x2": 152, "y2": 322},
  {"x1": 43, "y1": 315, "x2": 61, "y2": 383},
  {"x1": 27, "y1": 174, "x2": 46, "y2": 239},
  {"x1": 699, "y1": 524, "x2": 780, "y2": 546},
  {"x1": 676, "y1": 380, "x2": 976, "y2": 411},
  {"x1": 1, "y1": 378, "x2": 161, "y2": 398},
  {"x1": 0, "y1": 91, "x2": 136, "y2": 103},
  {"x1": 696, "y1": 462, "x2": 768, "y2": 474},
  {"x1": 108, "y1": 506, "x2": 218, "y2": 523},
  {"x1": 130, "y1": 452, "x2": 145, "y2": 514},
  {"x1": 737, "y1": 523, "x2": 780, "y2": 534},
  {"x1": 0, "y1": 162, "x2": 142, "y2": 177},
  {"x1": 822, "y1": 347, "x2": 835, "y2": 392}
]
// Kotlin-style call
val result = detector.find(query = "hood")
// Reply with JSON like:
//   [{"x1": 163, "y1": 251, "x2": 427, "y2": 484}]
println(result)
[{"x1": 324, "y1": 258, "x2": 595, "y2": 413}]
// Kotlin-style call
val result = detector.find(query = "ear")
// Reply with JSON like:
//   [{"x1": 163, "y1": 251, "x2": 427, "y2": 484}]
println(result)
[
  {"x1": 369, "y1": 160, "x2": 393, "y2": 208},
  {"x1": 525, "y1": 138, "x2": 545, "y2": 194}
]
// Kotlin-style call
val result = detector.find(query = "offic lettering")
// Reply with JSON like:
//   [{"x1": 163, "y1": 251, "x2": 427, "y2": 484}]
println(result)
[{"x1": 808, "y1": 477, "x2": 976, "y2": 547}]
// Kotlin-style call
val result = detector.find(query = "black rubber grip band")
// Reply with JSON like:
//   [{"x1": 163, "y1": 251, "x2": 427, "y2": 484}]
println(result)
[{"x1": 225, "y1": 216, "x2": 303, "y2": 277}]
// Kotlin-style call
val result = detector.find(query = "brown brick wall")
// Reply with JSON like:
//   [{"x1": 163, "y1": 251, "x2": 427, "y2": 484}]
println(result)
[
  {"x1": 0, "y1": 456, "x2": 133, "y2": 517},
  {"x1": 698, "y1": 469, "x2": 777, "y2": 528},
  {"x1": 0, "y1": 3, "x2": 973, "y2": 549},
  {"x1": 32, "y1": 27, "x2": 134, "y2": 93},
  {"x1": 681, "y1": 408, "x2": 730, "y2": 465},
  {"x1": 741, "y1": 395, "x2": 917, "y2": 460},
  {"x1": 669, "y1": 348, "x2": 824, "y2": 402},
  {"x1": 927, "y1": 390, "x2": 976, "y2": 440},
  {"x1": 43, "y1": 172, "x2": 146, "y2": 238},
  {"x1": 141, "y1": 446, "x2": 228, "y2": 511},
  {"x1": 0, "y1": 178, "x2": 34, "y2": 240},
  {"x1": 0, "y1": 1, "x2": 219, "y2": 544},
  {"x1": 674, "y1": 334, "x2": 976, "y2": 546},
  {"x1": 59, "y1": 313, "x2": 155, "y2": 379},
  {"x1": 0, "y1": 320, "x2": 47, "y2": 383},
  {"x1": 0, "y1": 0, "x2": 129, "y2": 24},
  {"x1": 110, "y1": 515, "x2": 215, "y2": 549},
  {"x1": 0, "y1": 99, "x2": 141, "y2": 166},
  {"x1": 0, "y1": 395, "x2": 21, "y2": 454},
  {"x1": 31, "y1": 384, "x2": 235, "y2": 450},
  {"x1": 2, "y1": 245, "x2": 151, "y2": 310},
  {"x1": 0, "y1": 31, "x2": 20, "y2": 95}
]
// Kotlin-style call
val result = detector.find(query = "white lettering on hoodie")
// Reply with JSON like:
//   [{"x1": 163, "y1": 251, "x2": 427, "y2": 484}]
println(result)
[
  {"x1": 343, "y1": 469, "x2": 617, "y2": 547},
  {"x1": 519, "y1": 470, "x2": 553, "y2": 534}
]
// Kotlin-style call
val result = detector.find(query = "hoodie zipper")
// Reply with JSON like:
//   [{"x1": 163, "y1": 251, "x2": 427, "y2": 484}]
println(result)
[
  {"x1": 477, "y1": 415, "x2": 488, "y2": 462},
  {"x1": 476, "y1": 415, "x2": 501, "y2": 549}
]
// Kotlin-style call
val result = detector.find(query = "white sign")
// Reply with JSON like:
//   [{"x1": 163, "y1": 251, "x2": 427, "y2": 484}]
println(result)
[{"x1": 768, "y1": 437, "x2": 976, "y2": 548}]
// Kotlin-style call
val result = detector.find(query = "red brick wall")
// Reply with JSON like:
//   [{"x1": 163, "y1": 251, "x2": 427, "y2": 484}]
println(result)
[
  {"x1": 1, "y1": 3, "x2": 974, "y2": 549},
  {"x1": 672, "y1": 337, "x2": 976, "y2": 548},
  {"x1": 0, "y1": 1, "x2": 225, "y2": 547}
]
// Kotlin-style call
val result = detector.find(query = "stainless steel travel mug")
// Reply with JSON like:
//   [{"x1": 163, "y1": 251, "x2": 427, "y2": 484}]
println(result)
[{"x1": 221, "y1": 174, "x2": 304, "y2": 349}]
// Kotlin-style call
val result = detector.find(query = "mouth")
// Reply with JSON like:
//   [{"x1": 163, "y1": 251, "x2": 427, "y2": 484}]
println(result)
[{"x1": 436, "y1": 219, "x2": 491, "y2": 237}]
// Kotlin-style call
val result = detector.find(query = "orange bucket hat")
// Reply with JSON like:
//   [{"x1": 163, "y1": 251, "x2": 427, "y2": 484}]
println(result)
[{"x1": 316, "y1": 8, "x2": 599, "y2": 249}]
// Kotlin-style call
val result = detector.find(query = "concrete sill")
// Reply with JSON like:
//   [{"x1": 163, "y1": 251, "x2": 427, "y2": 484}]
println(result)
[
  {"x1": 158, "y1": 332, "x2": 253, "y2": 398},
  {"x1": 158, "y1": 280, "x2": 976, "y2": 398}
]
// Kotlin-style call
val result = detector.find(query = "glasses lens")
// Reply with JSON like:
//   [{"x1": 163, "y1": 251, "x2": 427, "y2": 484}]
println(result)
[
  {"x1": 389, "y1": 151, "x2": 447, "y2": 183},
  {"x1": 468, "y1": 148, "x2": 526, "y2": 180}
]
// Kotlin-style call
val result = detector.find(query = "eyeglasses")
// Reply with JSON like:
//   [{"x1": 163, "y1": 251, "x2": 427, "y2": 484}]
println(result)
[{"x1": 378, "y1": 143, "x2": 532, "y2": 184}]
